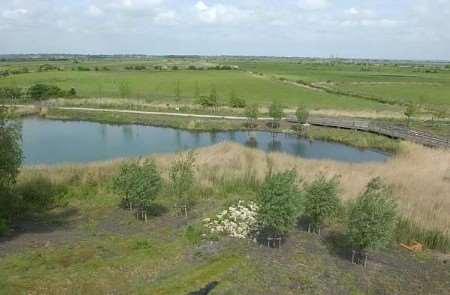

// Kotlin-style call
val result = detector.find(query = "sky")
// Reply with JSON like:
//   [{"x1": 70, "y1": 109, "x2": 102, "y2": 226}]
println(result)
[{"x1": 1, "y1": 0, "x2": 450, "y2": 60}]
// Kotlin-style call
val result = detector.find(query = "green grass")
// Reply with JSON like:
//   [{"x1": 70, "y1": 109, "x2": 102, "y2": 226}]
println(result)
[
  {"x1": 0, "y1": 69, "x2": 392, "y2": 111},
  {"x1": 1, "y1": 164, "x2": 449, "y2": 294},
  {"x1": 222, "y1": 59, "x2": 450, "y2": 111}
]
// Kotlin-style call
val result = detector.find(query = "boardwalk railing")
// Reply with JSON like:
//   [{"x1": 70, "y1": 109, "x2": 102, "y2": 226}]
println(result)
[{"x1": 287, "y1": 115, "x2": 450, "y2": 149}]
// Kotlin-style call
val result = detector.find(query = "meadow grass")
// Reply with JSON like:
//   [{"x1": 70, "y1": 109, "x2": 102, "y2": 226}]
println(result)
[
  {"x1": 20, "y1": 141, "x2": 450, "y2": 248},
  {"x1": 0, "y1": 69, "x2": 392, "y2": 111}
]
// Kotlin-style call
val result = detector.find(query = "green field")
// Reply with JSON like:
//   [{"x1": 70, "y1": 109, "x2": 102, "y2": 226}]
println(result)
[
  {"x1": 2, "y1": 57, "x2": 449, "y2": 114},
  {"x1": 220, "y1": 59, "x2": 450, "y2": 111}
]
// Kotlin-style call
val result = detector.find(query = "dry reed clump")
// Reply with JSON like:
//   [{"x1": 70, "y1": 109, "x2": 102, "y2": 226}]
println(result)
[{"x1": 20, "y1": 142, "x2": 450, "y2": 234}]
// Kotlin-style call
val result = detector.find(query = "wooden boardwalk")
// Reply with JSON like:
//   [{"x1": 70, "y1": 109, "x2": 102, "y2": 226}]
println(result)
[{"x1": 287, "y1": 115, "x2": 450, "y2": 149}]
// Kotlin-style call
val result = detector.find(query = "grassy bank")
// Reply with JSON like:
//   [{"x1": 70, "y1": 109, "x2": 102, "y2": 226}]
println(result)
[
  {"x1": 1, "y1": 142, "x2": 449, "y2": 294},
  {"x1": 44, "y1": 108, "x2": 401, "y2": 153}
]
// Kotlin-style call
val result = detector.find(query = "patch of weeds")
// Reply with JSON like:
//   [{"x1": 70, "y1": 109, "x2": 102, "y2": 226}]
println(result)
[
  {"x1": 82, "y1": 218, "x2": 98, "y2": 236},
  {"x1": 185, "y1": 224, "x2": 205, "y2": 246},
  {"x1": 395, "y1": 218, "x2": 450, "y2": 252},
  {"x1": 131, "y1": 239, "x2": 153, "y2": 251}
]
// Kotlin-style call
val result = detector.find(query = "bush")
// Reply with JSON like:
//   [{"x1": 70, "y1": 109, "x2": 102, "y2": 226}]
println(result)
[
  {"x1": 28, "y1": 84, "x2": 64, "y2": 100},
  {"x1": 245, "y1": 104, "x2": 259, "y2": 127},
  {"x1": 169, "y1": 150, "x2": 195, "y2": 207},
  {"x1": 295, "y1": 106, "x2": 309, "y2": 124},
  {"x1": 67, "y1": 88, "x2": 77, "y2": 97},
  {"x1": 0, "y1": 217, "x2": 7, "y2": 235},
  {"x1": 347, "y1": 177, "x2": 398, "y2": 251},
  {"x1": 304, "y1": 175, "x2": 341, "y2": 228},
  {"x1": 257, "y1": 170, "x2": 302, "y2": 237},
  {"x1": 0, "y1": 87, "x2": 23, "y2": 101},
  {"x1": 268, "y1": 101, "x2": 283, "y2": 127},
  {"x1": 203, "y1": 201, "x2": 259, "y2": 239},
  {"x1": 229, "y1": 90, "x2": 246, "y2": 108},
  {"x1": 112, "y1": 160, "x2": 162, "y2": 209},
  {"x1": 16, "y1": 176, "x2": 67, "y2": 213}
]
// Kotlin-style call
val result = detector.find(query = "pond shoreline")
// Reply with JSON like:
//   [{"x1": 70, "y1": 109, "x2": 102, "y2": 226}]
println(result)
[
  {"x1": 40, "y1": 107, "x2": 400, "y2": 154},
  {"x1": 20, "y1": 116, "x2": 391, "y2": 165}
]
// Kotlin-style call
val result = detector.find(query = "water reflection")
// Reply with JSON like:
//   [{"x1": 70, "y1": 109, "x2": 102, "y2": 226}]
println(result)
[
  {"x1": 21, "y1": 118, "x2": 390, "y2": 165},
  {"x1": 122, "y1": 126, "x2": 133, "y2": 141},
  {"x1": 268, "y1": 140, "x2": 282, "y2": 152}
]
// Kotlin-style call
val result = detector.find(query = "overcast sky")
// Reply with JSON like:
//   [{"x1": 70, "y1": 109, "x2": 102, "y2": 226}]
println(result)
[{"x1": 1, "y1": 0, "x2": 450, "y2": 60}]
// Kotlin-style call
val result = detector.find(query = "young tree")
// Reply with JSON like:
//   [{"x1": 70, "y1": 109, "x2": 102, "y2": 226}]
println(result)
[
  {"x1": 404, "y1": 103, "x2": 417, "y2": 126},
  {"x1": 28, "y1": 84, "x2": 63, "y2": 100},
  {"x1": 347, "y1": 177, "x2": 398, "y2": 251},
  {"x1": 257, "y1": 170, "x2": 302, "y2": 237},
  {"x1": 0, "y1": 107, "x2": 22, "y2": 229},
  {"x1": 68, "y1": 88, "x2": 77, "y2": 97},
  {"x1": 133, "y1": 160, "x2": 162, "y2": 209},
  {"x1": 118, "y1": 81, "x2": 131, "y2": 98},
  {"x1": 194, "y1": 81, "x2": 200, "y2": 100},
  {"x1": 268, "y1": 101, "x2": 283, "y2": 128},
  {"x1": 112, "y1": 162, "x2": 137, "y2": 209},
  {"x1": 229, "y1": 89, "x2": 246, "y2": 108},
  {"x1": 245, "y1": 104, "x2": 259, "y2": 128},
  {"x1": 169, "y1": 151, "x2": 196, "y2": 214},
  {"x1": 112, "y1": 160, "x2": 162, "y2": 211},
  {"x1": 209, "y1": 85, "x2": 218, "y2": 111},
  {"x1": 174, "y1": 80, "x2": 181, "y2": 107},
  {"x1": 0, "y1": 87, "x2": 22, "y2": 103},
  {"x1": 304, "y1": 175, "x2": 341, "y2": 233},
  {"x1": 295, "y1": 106, "x2": 309, "y2": 124}
]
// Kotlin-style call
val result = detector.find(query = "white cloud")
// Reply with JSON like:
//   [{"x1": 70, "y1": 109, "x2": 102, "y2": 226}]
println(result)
[
  {"x1": 194, "y1": 1, "x2": 252, "y2": 24},
  {"x1": 2, "y1": 8, "x2": 28, "y2": 19},
  {"x1": 154, "y1": 10, "x2": 176, "y2": 24},
  {"x1": 298, "y1": 0, "x2": 330, "y2": 11},
  {"x1": 88, "y1": 5, "x2": 104, "y2": 17}
]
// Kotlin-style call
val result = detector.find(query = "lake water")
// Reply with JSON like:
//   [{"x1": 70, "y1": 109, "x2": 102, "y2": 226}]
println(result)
[{"x1": 21, "y1": 117, "x2": 389, "y2": 165}]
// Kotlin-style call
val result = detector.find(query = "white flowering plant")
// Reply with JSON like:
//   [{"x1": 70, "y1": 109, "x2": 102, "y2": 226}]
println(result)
[{"x1": 203, "y1": 200, "x2": 259, "y2": 240}]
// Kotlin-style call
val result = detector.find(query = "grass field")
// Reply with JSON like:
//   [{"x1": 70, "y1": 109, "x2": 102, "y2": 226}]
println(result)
[
  {"x1": 1, "y1": 142, "x2": 449, "y2": 294},
  {"x1": 220, "y1": 59, "x2": 450, "y2": 111},
  {"x1": 0, "y1": 68, "x2": 394, "y2": 111}
]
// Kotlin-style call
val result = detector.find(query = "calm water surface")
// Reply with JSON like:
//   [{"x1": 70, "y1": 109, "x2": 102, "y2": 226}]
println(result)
[{"x1": 22, "y1": 117, "x2": 389, "y2": 165}]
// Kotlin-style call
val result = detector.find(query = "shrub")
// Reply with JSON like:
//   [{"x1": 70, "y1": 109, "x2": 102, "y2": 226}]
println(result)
[
  {"x1": 0, "y1": 87, "x2": 23, "y2": 101},
  {"x1": 0, "y1": 218, "x2": 7, "y2": 235},
  {"x1": 204, "y1": 201, "x2": 259, "y2": 239},
  {"x1": 268, "y1": 101, "x2": 283, "y2": 127},
  {"x1": 185, "y1": 224, "x2": 205, "y2": 245},
  {"x1": 404, "y1": 104, "x2": 417, "y2": 125},
  {"x1": 257, "y1": 170, "x2": 302, "y2": 237},
  {"x1": 295, "y1": 106, "x2": 309, "y2": 124},
  {"x1": 28, "y1": 84, "x2": 64, "y2": 100},
  {"x1": 304, "y1": 175, "x2": 341, "y2": 229},
  {"x1": 229, "y1": 90, "x2": 246, "y2": 108},
  {"x1": 15, "y1": 176, "x2": 67, "y2": 213},
  {"x1": 112, "y1": 160, "x2": 162, "y2": 209},
  {"x1": 68, "y1": 88, "x2": 77, "y2": 97},
  {"x1": 118, "y1": 81, "x2": 131, "y2": 98},
  {"x1": 245, "y1": 104, "x2": 259, "y2": 127},
  {"x1": 347, "y1": 177, "x2": 398, "y2": 251},
  {"x1": 169, "y1": 150, "x2": 195, "y2": 207}
]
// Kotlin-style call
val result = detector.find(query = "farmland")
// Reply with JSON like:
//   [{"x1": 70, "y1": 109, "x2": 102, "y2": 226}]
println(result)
[{"x1": 1, "y1": 57, "x2": 450, "y2": 114}]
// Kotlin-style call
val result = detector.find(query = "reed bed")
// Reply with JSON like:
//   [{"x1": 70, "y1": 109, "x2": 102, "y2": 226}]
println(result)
[{"x1": 20, "y1": 141, "x2": 450, "y2": 237}]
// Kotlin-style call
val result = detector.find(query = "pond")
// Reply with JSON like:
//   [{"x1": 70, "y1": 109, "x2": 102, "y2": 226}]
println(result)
[{"x1": 21, "y1": 117, "x2": 389, "y2": 165}]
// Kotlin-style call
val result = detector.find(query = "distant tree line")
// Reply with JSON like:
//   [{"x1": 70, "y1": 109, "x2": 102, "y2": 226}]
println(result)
[{"x1": 0, "y1": 84, "x2": 77, "y2": 101}]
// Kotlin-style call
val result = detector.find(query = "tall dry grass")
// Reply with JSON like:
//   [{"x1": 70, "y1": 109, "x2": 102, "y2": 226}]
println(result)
[{"x1": 20, "y1": 142, "x2": 450, "y2": 235}]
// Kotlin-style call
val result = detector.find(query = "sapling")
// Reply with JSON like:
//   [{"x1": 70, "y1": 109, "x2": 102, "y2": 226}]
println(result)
[
  {"x1": 169, "y1": 150, "x2": 196, "y2": 216},
  {"x1": 347, "y1": 177, "x2": 398, "y2": 266},
  {"x1": 304, "y1": 175, "x2": 341, "y2": 234}
]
